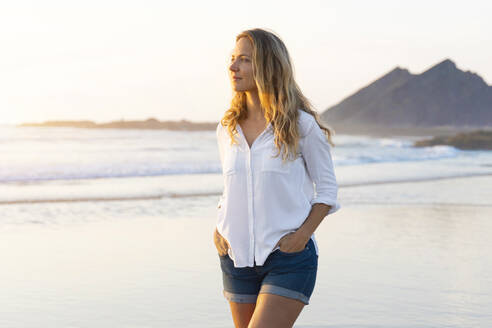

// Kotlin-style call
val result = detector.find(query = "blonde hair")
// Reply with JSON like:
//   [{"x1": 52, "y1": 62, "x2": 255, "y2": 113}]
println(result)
[{"x1": 220, "y1": 28, "x2": 335, "y2": 163}]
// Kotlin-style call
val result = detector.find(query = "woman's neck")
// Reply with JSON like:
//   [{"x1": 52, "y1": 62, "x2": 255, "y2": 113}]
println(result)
[{"x1": 245, "y1": 90, "x2": 264, "y2": 120}]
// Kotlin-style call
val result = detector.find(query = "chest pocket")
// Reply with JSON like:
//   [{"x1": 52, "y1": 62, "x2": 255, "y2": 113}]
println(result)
[
  {"x1": 261, "y1": 146, "x2": 300, "y2": 174},
  {"x1": 223, "y1": 146, "x2": 239, "y2": 176}
]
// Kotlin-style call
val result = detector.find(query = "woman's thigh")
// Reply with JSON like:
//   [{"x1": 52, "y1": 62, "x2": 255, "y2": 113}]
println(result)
[
  {"x1": 228, "y1": 301, "x2": 256, "y2": 328},
  {"x1": 219, "y1": 238, "x2": 318, "y2": 327},
  {"x1": 219, "y1": 254, "x2": 261, "y2": 327},
  {"x1": 248, "y1": 238, "x2": 318, "y2": 327},
  {"x1": 247, "y1": 293, "x2": 304, "y2": 328}
]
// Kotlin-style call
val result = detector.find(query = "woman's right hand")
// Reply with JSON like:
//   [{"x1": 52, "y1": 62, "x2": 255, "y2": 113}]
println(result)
[{"x1": 214, "y1": 227, "x2": 230, "y2": 256}]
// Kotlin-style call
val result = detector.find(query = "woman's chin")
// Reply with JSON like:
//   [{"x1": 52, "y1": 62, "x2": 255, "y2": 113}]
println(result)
[{"x1": 232, "y1": 86, "x2": 253, "y2": 93}]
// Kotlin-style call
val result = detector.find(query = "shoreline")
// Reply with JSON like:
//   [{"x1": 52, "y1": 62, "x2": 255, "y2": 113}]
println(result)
[
  {"x1": 1, "y1": 172, "x2": 491, "y2": 206},
  {"x1": 8, "y1": 121, "x2": 492, "y2": 139},
  {"x1": 329, "y1": 124, "x2": 492, "y2": 138}
]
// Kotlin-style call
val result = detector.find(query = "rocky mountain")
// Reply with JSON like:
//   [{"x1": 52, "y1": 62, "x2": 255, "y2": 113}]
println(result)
[
  {"x1": 322, "y1": 59, "x2": 492, "y2": 130},
  {"x1": 414, "y1": 129, "x2": 492, "y2": 150},
  {"x1": 18, "y1": 118, "x2": 216, "y2": 131}
]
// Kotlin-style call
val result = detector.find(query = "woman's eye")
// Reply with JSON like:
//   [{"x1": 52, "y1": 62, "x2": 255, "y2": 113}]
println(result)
[{"x1": 229, "y1": 57, "x2": 249, "y2": 63}]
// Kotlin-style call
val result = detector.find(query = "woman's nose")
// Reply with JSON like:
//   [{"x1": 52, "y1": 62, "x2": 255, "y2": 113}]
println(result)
[{"x1": 229, "y1": 61, "x2": 238, "y2": 72}]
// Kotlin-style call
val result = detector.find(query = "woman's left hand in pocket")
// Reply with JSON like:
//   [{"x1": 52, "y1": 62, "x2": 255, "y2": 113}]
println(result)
[{"x1": 275, "y1": 230, "x2": 310, "y2": 253}]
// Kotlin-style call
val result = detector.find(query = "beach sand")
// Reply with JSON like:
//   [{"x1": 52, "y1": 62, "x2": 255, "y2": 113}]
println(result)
[{"x1": 1, "y1": 175, "x2": 491, "y2": 327}]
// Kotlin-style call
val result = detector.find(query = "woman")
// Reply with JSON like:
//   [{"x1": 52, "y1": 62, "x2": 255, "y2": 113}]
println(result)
[{"x1": 214, "y1": 28, "x2": 341, "y2": 328}]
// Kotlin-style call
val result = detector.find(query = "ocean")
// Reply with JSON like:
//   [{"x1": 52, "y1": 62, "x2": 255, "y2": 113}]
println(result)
[{"x1": 2, "y1": 126, "x2": 491, "y2": 207}]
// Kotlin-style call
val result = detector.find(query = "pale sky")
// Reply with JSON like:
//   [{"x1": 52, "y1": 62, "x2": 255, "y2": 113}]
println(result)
[{"x1": 1, "y1": 0, "x2": 491, "y2": 125}]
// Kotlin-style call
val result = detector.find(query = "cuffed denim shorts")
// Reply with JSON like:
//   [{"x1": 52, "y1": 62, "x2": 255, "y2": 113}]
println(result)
[{"x1": 219, "y1": 238, "x2": 318, "y2": 305}]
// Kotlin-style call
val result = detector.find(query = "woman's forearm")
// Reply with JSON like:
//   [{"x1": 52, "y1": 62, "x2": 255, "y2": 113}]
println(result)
[{"x1": 296, "y1": 203, "x2": 332, "y2": 241}]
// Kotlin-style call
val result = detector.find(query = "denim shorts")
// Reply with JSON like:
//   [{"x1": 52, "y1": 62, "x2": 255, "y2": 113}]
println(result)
[{"x1": 219, "y1": 238, "x2": 318, "y2": 305}]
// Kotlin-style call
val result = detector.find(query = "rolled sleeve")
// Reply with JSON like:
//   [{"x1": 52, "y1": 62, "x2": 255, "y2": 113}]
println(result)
[{"x1": 301, "y1": 120, "x2": 341, "y2": 215}]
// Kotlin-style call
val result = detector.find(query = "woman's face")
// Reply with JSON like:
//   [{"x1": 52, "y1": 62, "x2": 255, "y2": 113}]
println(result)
[{"x1": 229, "y1": 37, "x2": 256, "y2": 92}]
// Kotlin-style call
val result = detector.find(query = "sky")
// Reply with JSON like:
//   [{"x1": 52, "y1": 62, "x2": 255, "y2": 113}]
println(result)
[{"x1": 1, "y1": 0, "x2": 491, "y2": 125}]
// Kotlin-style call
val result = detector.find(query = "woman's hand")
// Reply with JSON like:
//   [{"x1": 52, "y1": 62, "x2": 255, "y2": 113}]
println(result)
[
  {"x1": 214, "y1": 227, "x2": 230, "y2": 256},
  {"x1": 275, "y1": 230, "x2": 310, "y2": 253}
]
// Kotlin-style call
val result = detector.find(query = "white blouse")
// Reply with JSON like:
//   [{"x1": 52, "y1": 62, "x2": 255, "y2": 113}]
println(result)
[{"x1": 216, "y1": 109, "x2": 341, "y2": 268}]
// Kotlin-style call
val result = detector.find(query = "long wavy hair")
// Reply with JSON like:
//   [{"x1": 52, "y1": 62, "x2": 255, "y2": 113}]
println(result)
[{"x1": 220, "y1": 28, "x2": 335, "y2": 163}]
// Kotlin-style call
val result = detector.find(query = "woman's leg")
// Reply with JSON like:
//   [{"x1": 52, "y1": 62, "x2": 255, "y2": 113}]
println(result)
[
  {"x1": 219, "y1": 253, "x2": 260, "y2": 327},
  {"x1": 247, "y1": 238, "x2": 317, "y2": 327},
  {"x1": 247, "y1": 293, "x2": 304, "y2": 328},
  {"x1": 228, "y1": 301, "x2": 256, "y2": 328}
]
